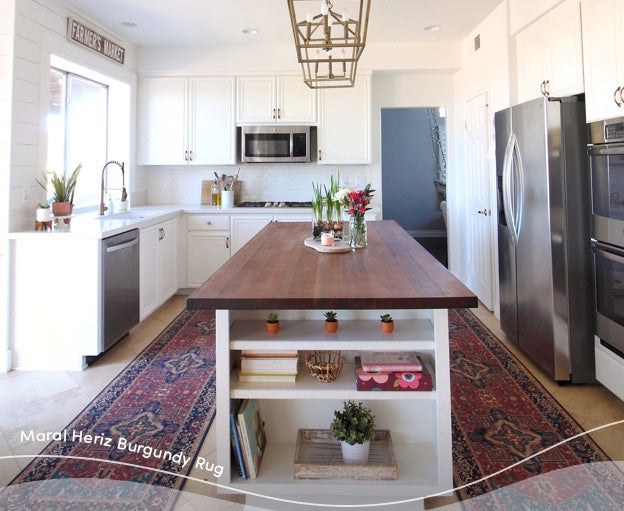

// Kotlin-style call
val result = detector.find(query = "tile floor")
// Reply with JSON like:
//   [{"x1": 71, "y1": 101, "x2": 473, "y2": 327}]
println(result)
[{"x1": 1, "y1": 296, "x2": 622, "y2": 510}]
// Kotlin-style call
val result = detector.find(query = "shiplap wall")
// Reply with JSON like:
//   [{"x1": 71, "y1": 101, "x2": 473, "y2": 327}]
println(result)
[
  {"x1": 1, "y1": 0, "x2": 16, "y2": 371},
  {"x1": 9, "y1": 0, "x2": 137, "y2": 232}
]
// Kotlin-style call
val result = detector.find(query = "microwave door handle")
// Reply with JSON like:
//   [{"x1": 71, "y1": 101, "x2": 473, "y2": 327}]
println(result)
[{"x1": 290, "y1": 134, "x2": 294, "y2": 158}]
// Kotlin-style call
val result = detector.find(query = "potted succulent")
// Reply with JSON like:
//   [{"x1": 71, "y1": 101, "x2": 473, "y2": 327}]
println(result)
[
  {"x1": 35, "y1": 202, "x2": 52, "y2": 222},
  {"x1": 324, "y1": 310, "x2": 338, "y2": 333},
  {"x1": 36, "y1": 163, "x2": 82, "y2": 220},
  {"x1": 380, "y1": 314, "x2": 395, "y2": 333},
  {"x1": 266, "y1": 312, "x2": 279, "y2": 334},
  {"x1": 330, "y1": 400, "x2": 376, "y2": 464}
]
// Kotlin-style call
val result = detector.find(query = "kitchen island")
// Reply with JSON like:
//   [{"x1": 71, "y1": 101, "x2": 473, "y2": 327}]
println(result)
[{"x1": 187, "y1": 220, "x2": 477, "y2": 510}]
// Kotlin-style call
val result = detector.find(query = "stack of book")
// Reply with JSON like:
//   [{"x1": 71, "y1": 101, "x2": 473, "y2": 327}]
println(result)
[
  {"x1": 230, "y1": 398, "x2": 267, "y2": 479},
  {"x1": 238, "y1": 349, "x2": 299, "y2": 383},
  {"x1": 355, "y1": 352, "x2": 432, "y2": 391}
]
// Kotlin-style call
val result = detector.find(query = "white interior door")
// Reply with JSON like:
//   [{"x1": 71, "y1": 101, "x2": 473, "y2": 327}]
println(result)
[{"x1": 464, "y1": 92, "x2": 494, "y2": 310}]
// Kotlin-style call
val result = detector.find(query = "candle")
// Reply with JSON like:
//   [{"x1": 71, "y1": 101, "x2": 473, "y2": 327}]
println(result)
[{"x1": 321, "y1": 232, "x2": 334, "y2": 246}]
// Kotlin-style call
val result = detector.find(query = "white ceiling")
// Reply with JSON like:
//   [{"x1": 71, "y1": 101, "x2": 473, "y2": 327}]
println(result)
[{"x1": 61, "y1": 0, "x2": 503, "y2": 47}]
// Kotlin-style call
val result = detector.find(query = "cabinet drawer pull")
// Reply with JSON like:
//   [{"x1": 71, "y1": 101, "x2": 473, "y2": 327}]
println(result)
[
  {"x1": 272, "y1": 108, "x2": 276, "y2": 119},
  {"x1": 318, "y1": 149, "x2": 322, "y2": 160},
  {"x1": 277, "y1": 108, "x2": 281, "y2": 119},
  {"x1": 226, "y1": 236, "x2": 229, "y2": 249},
  {"x1": 614, "y1": 86, "x2": 622, "y2": 107}
]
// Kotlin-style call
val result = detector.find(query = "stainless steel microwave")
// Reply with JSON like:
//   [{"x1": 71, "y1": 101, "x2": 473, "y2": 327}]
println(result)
[{"x1": 241, "y1": 125, "x2": 310, "y2": 163}]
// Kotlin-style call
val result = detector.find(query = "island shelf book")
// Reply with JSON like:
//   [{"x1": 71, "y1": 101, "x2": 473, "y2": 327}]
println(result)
[{"x1": 355, "y1": 356, "x2": 433, "y2": 392}]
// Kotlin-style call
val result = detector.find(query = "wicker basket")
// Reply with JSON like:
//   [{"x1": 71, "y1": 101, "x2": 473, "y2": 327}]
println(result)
[{"x1": 305, "y1": 350, "x2": 345, "y2": 382}]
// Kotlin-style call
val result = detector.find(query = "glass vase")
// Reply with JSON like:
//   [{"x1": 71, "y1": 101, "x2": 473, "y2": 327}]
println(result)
[{"x1": 349, "y1": 215, "x2": 367, "y2": 249}]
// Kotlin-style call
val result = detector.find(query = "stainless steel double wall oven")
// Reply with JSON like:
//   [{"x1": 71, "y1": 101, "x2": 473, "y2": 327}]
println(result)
[{"x1": 588, "y1": 117, "x2": 624, "y2": 360}]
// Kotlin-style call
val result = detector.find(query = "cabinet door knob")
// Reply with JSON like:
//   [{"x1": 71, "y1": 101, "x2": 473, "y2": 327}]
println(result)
[
  {"x1": 206, "y1": 221, "x2": 212, "y2": 225},
  {"x1": 614, "y1": 86, "x2": 622, "y2": 107}
]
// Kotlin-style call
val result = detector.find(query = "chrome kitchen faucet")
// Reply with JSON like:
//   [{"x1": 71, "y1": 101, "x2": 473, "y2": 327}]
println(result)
[{"x1": 99, "y1": 160, "x2": 125, "y2": 215}]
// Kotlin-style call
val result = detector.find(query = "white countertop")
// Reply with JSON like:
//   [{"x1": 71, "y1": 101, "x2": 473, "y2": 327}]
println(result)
[{"x1": 9, "y1": 204, "x2": 315, "y2": 240}]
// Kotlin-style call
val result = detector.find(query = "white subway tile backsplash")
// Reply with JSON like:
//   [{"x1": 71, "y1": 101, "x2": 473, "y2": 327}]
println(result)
[{"x1": 140, "y1": 164, "x2": 372, "y2": 205}]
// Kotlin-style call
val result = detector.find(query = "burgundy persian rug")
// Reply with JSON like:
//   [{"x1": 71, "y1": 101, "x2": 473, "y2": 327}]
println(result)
[
  {"x1": 1, "y1": 309, "x2": 217, "y2": 510},
  {"x1": 450, "y1": 308, "x2": 624, "y2": 509}
]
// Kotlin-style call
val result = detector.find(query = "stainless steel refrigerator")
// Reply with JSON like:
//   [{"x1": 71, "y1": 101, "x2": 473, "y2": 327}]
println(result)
[{"x1": 495, "y1": 95, "x2": 594, "y2": 382}]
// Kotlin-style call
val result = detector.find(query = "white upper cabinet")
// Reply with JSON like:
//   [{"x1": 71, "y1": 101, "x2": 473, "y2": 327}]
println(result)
[
  {"x1": 581, "y1": 0, "x2": 624, "y2": 121},
  {"x1": 138, "y1": 76, "x2": 236, "y2": 165},
  {"x1": 317, "y1": 74, "x2": 371, "y2": 164},
  {"x1": 516, "y1": 0, "x2": 584, "y2": 103},
  {"x1": 236, "y1": 75, "x2": 317, "y2": 124}
]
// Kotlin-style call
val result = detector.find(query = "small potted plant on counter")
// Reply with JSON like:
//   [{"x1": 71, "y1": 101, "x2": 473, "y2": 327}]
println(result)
[
  {"x1": 324, "y1": 310, "x2": 338, "y2": 333},
  {"x1": 380, "y1": 314, "x2": 395, "y2": 334},
  {"x1": 266, "y1": 312, "x2": 279, "y2": 334},
  {"x1": 36, "y1": 163, "x2": 82, "y2": 223},
  {"x1": 330, "y1": 400, "x2": 376, "y2": 464},
  {"x1": 35, "y1": 203, "x2": 52, "y2": 231}
]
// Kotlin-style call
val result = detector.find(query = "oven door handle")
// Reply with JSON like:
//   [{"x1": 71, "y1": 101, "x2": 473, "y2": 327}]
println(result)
[
  {"x1": 592, "y1": 240, "x2": 624, "y2": 260},
  {"x1": 588, "y1": 142, "x2": 624, "y2": 156}
]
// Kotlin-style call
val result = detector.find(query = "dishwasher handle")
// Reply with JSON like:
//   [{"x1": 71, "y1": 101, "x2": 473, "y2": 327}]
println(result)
[{"x1": 106, "y1": 237, "x2": 138, "y2": 253}]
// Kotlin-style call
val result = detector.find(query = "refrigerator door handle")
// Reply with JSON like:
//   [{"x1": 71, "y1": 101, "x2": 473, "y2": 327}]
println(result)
[
  {"x1": 511, "y1": 134, "x2": 524, "y2": 241},
  {"x1": 502, "y1": 133, "x2": 519, "y2": 245}
]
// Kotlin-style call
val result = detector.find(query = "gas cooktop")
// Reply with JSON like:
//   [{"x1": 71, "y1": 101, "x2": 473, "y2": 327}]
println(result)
[{"x1": 236, "y1": 201, "x2": 312, "y2": 208}]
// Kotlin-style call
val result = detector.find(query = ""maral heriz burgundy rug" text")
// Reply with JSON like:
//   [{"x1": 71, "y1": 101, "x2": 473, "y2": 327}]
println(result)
[{"x1": 2, "y1": 309, "x2": 217, "y2": 510}]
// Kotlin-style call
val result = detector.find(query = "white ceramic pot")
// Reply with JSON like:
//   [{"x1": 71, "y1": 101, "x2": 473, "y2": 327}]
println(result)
[
  {"x1": 340, "y1": 440, "x2": 370, "y2": 464},
  {"x1": 36, "y1": 207, "x2": 52, "y2": 222}
]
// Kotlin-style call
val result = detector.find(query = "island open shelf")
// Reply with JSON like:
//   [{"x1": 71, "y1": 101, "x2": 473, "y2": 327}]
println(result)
[{"x1": 187, "y1": 221, "x2": 477, "y2": 511}]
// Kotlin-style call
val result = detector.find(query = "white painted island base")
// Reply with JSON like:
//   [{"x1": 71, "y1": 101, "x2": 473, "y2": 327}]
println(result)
[{"x1": 213, "y1": 308, "x2": 454, "y2": 511}]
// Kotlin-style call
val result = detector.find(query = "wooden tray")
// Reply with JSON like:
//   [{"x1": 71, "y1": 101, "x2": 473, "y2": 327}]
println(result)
[
  {"x1": 293, "y1": 429, "x2": 398, "y2": 480},
  {"x1": 304, "y1": 237, "x2": 352, "y2": 253}
]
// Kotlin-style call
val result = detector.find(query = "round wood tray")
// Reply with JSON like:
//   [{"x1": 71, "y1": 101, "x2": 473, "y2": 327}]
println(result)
[{"x1": 304, "y1": 237, "x2": 351, "y2": 253}]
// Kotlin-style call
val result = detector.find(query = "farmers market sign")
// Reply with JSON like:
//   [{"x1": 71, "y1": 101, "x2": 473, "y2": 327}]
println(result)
[{"x1": 67, "y1": 18, "x2": 125, "y2": 65}]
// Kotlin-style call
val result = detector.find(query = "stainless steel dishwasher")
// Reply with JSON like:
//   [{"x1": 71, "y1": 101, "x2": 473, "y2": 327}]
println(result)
[{"x1": 101, "y1": 229, "x2": 140, "y2": 352}]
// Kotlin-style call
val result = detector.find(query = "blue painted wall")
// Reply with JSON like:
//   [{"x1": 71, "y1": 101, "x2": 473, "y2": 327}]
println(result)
[{"x1": 381, "y1": 108, "x2": 446, "y2": 235}]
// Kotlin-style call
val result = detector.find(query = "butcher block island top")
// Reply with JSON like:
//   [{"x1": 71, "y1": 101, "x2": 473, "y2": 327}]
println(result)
[{"x1": 187, "y1": 220, "x2": 477, "y2": 310}]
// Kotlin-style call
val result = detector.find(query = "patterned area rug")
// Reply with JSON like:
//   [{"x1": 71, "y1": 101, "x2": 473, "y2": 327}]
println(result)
[
  {"x1": 450, "y1": 308, "x2": 624, "y2": 509},
  {"x1": 1, "y1": 309, "x2": 217, "y2": 510}
]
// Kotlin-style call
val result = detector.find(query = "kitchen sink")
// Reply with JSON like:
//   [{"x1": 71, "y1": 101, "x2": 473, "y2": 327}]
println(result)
[{"x1": 94, "y1": 210, "x2": 167, "y2": 221}]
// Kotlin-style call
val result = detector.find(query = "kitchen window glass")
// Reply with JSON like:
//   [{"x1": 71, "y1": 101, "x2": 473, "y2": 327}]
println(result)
[{"x1": 47, "y1": 68, "x2": 108, "y2": 208}]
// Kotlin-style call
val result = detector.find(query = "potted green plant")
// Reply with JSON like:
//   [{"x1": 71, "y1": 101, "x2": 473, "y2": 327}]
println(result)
[
  {"x1": 324, "y1": 310, "x2": 338, "y2": 333},
  {"x1": 380, "y1": 314, "x2": 395, "y2": 334},
  {"x1": 35, "y1": 203, "x2": 51, "y2": 222},
  {"x1": 330, "y1": 400, "x2": 376, "y2": 464},
  {"x1": 312, "y1": 181, "x2": 323, "y2": 239},
  {"x1": 266, "y1": 312, "x2": 279, "y2": 334},
  {"x1": 36, "y1": 163, "x2": 82, "y2": 218}
]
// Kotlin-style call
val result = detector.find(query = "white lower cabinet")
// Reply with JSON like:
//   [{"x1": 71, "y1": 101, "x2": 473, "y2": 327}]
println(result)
[
  {"x1": 140, "y1": 218, "x2": 178, "y2": 320},
  {"x1": 186, "y1": 214, "x2": 230, "y2": 287},
  {"x1": 216, "y1": 309, "x2": 451, "y2": 510},
  {"x1": 230, "y1": 215, "x2": 273, "y2": 255}
]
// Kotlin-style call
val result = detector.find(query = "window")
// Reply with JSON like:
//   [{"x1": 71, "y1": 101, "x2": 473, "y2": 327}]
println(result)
[{"x1": 47, "y1": 68, "x2": 110, "y2": 207}]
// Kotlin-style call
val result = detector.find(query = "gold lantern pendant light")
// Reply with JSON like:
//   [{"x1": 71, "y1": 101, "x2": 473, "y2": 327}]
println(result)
[{"x1": 287, "y1": 0, "x2": 371, "y2": 88}]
